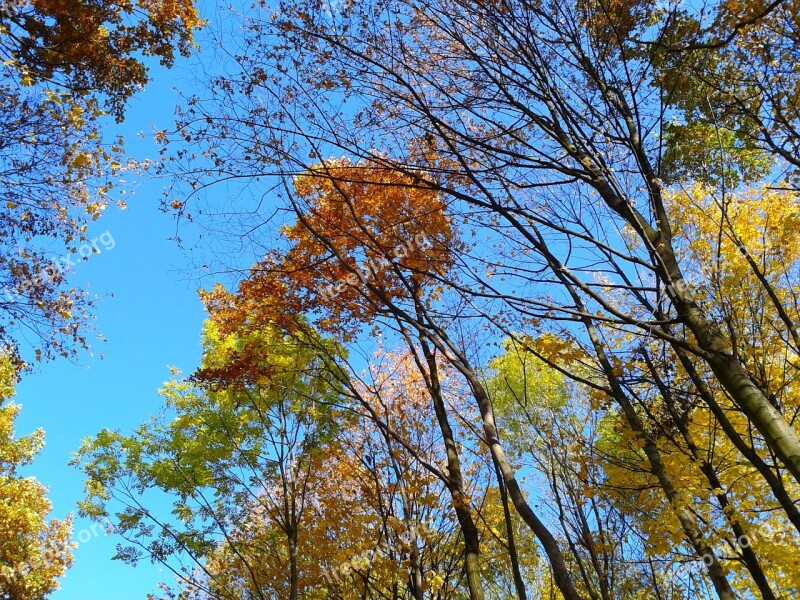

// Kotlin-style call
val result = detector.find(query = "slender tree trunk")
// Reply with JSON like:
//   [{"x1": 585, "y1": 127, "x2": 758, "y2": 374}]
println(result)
[
  {"x1": 418, "y1": 323, "x2": 586, "y2": 600},
  {"x1": 288, "y1": 528, "x2": 299, "y2": 600},
  {"x1": 408, "y1": 539, "x2": 425, "y2": 600},
  {"x1": 529, "y1": 236, "x2": 740, "y2": 599},
  {"x1": 577, "y1": 134, "x2": 800, "y2": 485},
  {"x1": 579, "y1": 318, "x2": 738, "y2": 600},
  {"x1": 462, "y1": 529, "x2": 484, "y2": 600},
  {"x1": 676, "y1": 289, "x2": 800, "y2": 485},
  {"x1": 612, "y1": 190, "x2": 800, "y2": 485},
  {"x1": 493, "y1": 459, "x2": 528, "y2": 600},
  {"x1": 420, "y1": 338, "x2": 485, "y2": 600},
  {"x1": 467, "y1": 374, "x2": 586, "y2": 600},
  {"x1": 607, "y1": 379, "x2": 737, "y2": 600},
  {"x1": 699, "y1": 462, "x2": 776, "y2": 600},
  {"x1": 373, "y1": 269, "x2": 579, "y2": 597},
  {"x1": 670, "y1": 338, "x2": 800, "y2": 535}
]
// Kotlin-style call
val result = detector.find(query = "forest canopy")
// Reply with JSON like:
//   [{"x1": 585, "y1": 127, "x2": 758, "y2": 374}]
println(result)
[{"x1": 7, "y1": 0, "x2": 800, "y2": 598}]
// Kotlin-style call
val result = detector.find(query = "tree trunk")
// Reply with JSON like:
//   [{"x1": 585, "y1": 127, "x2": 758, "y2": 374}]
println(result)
[
  {"x1": 670, "y1": 341, "x2": 800, "y2": 535},
  {"x1": 421, "y1": 338, "x2": 485, "y2": 600},
  {"x1": 613, "y1": 188, "x2": 800, "y2": 486},
  {"x1": 580, "y1": 318, "x2": 738, "y2": 600},
  {"x1": 288, "y1": 528, "x2": 299, "y2": 600},
  {"x1": 468, "y1": 374, "x2": 586, "y2": 600},
  {"x1": 680, "y1": 299, "x2": 800, "y2": 486},
  {"x1": 408, "y1": 538, "x2": 425, "y2": 600},
  {"x1": 419, "y1": 325, "x2": 586, "y2": 600},
  {"x1": 494, "y1": 458, "x2": 528, "y2": 600},
  {"x1": 642, "y1": 349, "x2": 778, "y2": 600},
  {"x1": 581, "y1": 148, "x2": 800, "y2": 486}
]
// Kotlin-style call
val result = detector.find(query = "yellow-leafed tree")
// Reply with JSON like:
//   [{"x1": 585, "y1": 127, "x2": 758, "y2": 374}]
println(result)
[{"x1": 0, "y1": 356, "x2": 73, "y2": 599}]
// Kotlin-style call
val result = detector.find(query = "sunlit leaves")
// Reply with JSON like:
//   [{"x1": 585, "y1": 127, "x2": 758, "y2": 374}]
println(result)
[
  {"x1": 0, "y1": 0, "x2": 201, "y2": 361},
  {"x1": 1, "y1": 0, "x2": 203, "y2": 118},
  {"x1": 204, "y1": 158, "x2": 457, "y2": 342},
  {"x1": 0, "y1": 355, "x2": 74, "y2": 599}
]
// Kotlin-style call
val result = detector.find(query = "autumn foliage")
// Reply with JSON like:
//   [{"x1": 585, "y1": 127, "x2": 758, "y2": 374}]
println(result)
[
  {"x1": 69, "y1": 0, "x2": 800, "y2": 599},
  {"x1": 0, "y1": 356, "x2": 73, "y2": 599}
]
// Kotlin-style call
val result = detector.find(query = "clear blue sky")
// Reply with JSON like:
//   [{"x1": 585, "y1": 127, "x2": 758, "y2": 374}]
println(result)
[{"x1": 15, "y1": 22, "x2": 222, "y2": 599}]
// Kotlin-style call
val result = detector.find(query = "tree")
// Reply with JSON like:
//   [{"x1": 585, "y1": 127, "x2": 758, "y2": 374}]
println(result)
[
  {"x1": 1, "y1": 0, "x2": 202, "y2": 118},
  {"x1": 0, "y1": 0, "x2": 202, "y2": 361},
  {"x1": 75, "y1": 320, "x2": 346, "y2": 599},
  {"x1": 199, "y1": 158, "x2": 587, "y2": 600},
  {"x1": 154, "y1": 0, "x2": 800, "y2": 595},
  {"x1": 0, "y1": 354, "x2": 73, "y2": 599},
  {"x1": 78, "y1": 317, "x2": 512, "y2": 599}
]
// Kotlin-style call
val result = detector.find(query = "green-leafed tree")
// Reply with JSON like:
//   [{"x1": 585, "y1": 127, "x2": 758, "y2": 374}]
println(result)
[
  {"x1": 488, "y1": 341, "x2": 662, "y2": 599},
  {"x1": 75, "y1": 320, "x2": 349, "y2": 599}
]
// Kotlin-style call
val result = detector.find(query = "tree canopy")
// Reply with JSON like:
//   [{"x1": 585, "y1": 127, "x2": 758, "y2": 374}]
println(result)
[
  {"x1": 16, "y1": 0, "x2": 800, "y2": 598},
  {"x1": 0, "y1": 0, "x2": 202, "y2": 361}
]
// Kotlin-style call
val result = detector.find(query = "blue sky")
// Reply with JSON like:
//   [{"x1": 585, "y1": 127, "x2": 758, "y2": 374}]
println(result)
[{"x1": 14, "y1": 35, "x2": 220, "y2": 599}]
